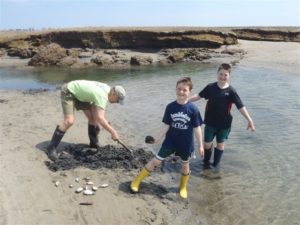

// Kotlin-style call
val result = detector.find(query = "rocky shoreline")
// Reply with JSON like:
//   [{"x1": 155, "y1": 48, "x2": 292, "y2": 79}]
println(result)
[{"x1": 0, "y1": 27, "x2": 299, "y2": 68}]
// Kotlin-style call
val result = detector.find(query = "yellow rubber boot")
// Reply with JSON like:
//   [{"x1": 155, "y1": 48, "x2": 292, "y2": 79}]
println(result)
[
  {"x1": 179, "y1": 172, "x2": 190, "y2": 199},
  {"x1": 130, "y1": 167, "x2": 150, "y2": 193}
]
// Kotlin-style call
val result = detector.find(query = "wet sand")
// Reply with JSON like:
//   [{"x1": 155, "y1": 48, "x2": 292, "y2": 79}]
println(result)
[
  {"x1": 0, "y1": 40, "x2": 299, "y2": 225},
  {"x1": 0, "y1": 89, "x2": 191, "y2": 225}
]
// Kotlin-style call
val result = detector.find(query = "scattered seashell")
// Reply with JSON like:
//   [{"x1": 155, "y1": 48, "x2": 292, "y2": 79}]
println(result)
[
  {"x1": 55, "y1": 181, "x2": 60, "y2": 187},
  {"x1": 69, "y1": 184, "x2": 73, "y2": 188},
  {"x1": 75, "y1": 177, "x2": 79, "y2": 182},
  {"x1": 99, "y1": 183, "x2": 109, "y2": 188},
  {"x1": 85, "y1": 176, "x2": 91, "y2": 181},
  {"x1": 75, "y1": 187, "x2": 83, "y2": 193},
  {"x1": 84, "y1": 186, "x2": 89, "y2": 190},
  {"x1": 83, "y1": 189, "x2": 94, "y2": 195},
  {"x1": 92, "y1": 186, "x2": 98, "y2": 191},
  {"x1": 86, "y1": 181, "x2": 94, "y2": 185}
]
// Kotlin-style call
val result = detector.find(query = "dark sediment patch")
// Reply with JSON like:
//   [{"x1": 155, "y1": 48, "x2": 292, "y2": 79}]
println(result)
[
  {"x1": 23, "y1": 88, "x2": 49, "y2": 95},
  {"x1": 45, "y1": 144, "x2": 154, "y2": 172},
  {"x1": 0, "y1": 99, "x2": 8, "y2": 103}
]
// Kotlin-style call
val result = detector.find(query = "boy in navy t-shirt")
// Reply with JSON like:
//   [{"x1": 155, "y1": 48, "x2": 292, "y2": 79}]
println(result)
[
  {"x1": 130, "y1": 77, "x2": 204, "y2": 199},
  {"x1": 190, "y1": 63, "x2": 255, "y2": 170}
]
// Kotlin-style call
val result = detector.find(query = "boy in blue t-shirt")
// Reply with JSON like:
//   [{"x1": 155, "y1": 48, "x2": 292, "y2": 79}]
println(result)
[{"x1": 130, "y1": 77, "x2": 204, "y2": 199}]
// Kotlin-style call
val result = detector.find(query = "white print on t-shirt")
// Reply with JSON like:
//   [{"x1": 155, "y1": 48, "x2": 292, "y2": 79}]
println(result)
[{"x1": 170, "y1": 112, "x2": 191, "y2": 130}]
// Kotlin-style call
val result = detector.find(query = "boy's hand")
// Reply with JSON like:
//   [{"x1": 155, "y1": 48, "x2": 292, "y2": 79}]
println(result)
[
  {"x1": 199, "y1": 146, "x2": 204, "y2": 157},
  {"x1": 247, "y1": 121, "x2": 256, "y2": 132},
  {"x1": 145, "y1": 135, "x2": 155, "y2": 144}
]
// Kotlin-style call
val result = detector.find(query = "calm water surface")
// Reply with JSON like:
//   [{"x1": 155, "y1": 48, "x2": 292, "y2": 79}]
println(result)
[{"x1": 0, "y1": 63, "x2": 299, "y2": 225}]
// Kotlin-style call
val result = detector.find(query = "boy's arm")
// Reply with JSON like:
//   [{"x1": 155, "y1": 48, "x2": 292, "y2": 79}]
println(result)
[
  {"x1": 148, "y1": 124, "x2": 170, "y2": 144},
  {"x1": 239, "y1": 107, "x2": 256, "y2": 132},
  {"x1": 194, "y1": 126, "x2": 204, "y2": 156},
  {"x1": 189, "y1": 94, "x2": 201, "y2": 102},
  {"x1": 156, "y1": 124, "x2": 170, "y2": 142}
]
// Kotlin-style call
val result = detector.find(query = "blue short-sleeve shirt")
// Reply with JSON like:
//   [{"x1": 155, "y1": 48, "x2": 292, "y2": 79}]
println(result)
[{"x1": 162, "y1": 101, "x2": 203, "y2": 155}]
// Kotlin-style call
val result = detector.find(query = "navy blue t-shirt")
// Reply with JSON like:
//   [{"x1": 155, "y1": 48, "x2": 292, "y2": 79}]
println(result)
[
  {"x1": 199, "y1": 82, "x2": 244, "y2": 129},
  {"x1": 162, "y1": 101, "x2": 203, "y2": 155}
]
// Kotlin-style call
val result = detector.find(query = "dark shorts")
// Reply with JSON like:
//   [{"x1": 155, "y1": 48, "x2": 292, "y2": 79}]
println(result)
[
  {"x1": 61, "y1": 84, "x2": 91, "y2": 115},
  {"x1": 204, "y1": 125, "x2": 231, "y2": 143},
  {"x1": 156, "y1": 146, "x2": 190, "y2": 162}
]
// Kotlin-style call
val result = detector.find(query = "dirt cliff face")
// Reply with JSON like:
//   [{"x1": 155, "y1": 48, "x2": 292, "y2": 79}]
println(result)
[
  {"x1": 1, "y1": 28, "x2": 299, "y2": 51},
  {"x1": 0, "y1": 27, "x2": 298, "y2": 68},
  {"x1": 26, "y1": 29, "x2": 237, "y2": 49},
  {"x1": 233, "y1": 28, "x2": 300, "y2": 42}
]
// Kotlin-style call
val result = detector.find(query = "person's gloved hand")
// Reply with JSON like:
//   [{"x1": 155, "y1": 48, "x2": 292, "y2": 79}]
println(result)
[{"x1": 145, "y1": 135, "x2": 155, "y2": 144}]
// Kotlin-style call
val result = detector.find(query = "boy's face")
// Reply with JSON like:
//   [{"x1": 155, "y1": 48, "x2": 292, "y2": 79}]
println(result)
[
  {"x1": 176, "y1": 82, "x2": 191, "y2": 101},
  {"x1": 217, "y1": 69, "x2": 231, "y2": 84}
]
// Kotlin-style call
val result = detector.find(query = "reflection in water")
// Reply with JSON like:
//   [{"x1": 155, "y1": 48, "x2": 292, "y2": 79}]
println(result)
[
  {"x1": 0, "y1": 63, "x2": 299, "y2": 225},
  {"x1": 0, "y1": 63, "x2": 216, "y2": 89}
]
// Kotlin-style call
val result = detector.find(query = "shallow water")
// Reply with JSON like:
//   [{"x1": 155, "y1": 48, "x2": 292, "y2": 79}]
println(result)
[{"x1": 0, "y1": 63, "x2": 299, "y2": 225}]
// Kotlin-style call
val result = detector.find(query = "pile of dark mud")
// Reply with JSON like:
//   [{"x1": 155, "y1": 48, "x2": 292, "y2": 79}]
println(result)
[{"x1": 45, "y1": 144, "x2": 154, "y2": 172}]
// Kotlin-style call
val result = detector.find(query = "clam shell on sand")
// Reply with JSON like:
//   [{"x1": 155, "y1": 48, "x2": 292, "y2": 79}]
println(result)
[
  {"x1": 99, "y1": 183, "x2": 109, "y2": 188},
  {"x1": 83, "y1": 189, "x2": 94, "y2": 195},
  {"x1": 75, "y1": 187, "x2": 83, "y2": 193},
  {"x1": 92, "y1": 186, "x2": 98, "y2": 191}
]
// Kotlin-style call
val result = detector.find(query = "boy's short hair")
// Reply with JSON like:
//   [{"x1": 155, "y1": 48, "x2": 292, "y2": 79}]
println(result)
[
  {"x1": 176, "y1": 77, "x2": 193, "y2": 90},
  {"x1": 218, "y1": 63, "x2": 232, "y2": 73}
]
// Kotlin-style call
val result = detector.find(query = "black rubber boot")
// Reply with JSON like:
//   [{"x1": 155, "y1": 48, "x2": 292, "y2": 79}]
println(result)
[
  {"x1": 47, "y1": 126, "x2": 65, "y2": 161},
  {"x1": 203, "y1": 147, "x2": 212, "y2": 169},
  {"x1": 212, "y1": 148, "x2": 223, "y2": 168},
  {"x1": 88, "y1": 124, "x2": 100, "y2": 148}
]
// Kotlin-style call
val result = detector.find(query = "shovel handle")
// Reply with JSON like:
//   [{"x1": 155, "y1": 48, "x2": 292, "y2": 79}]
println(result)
[{"x1": 117, "y1": 139, "x2": 132, "y2": 153}]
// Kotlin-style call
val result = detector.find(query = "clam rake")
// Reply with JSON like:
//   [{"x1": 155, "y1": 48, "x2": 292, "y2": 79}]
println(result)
[{"x1": 116, "y1": 139, "x2": 132, "y2": 153}]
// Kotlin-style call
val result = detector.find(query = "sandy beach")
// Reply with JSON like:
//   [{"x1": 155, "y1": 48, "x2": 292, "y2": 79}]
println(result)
[
  {"x1": 231, "y1": 40, "x2": 300, "y2": 74},
  {"x1": 0, "y1": 40, "x2": 299, "y2": 225}
]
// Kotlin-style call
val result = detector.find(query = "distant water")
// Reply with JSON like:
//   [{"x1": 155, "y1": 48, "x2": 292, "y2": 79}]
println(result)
[{"x1": 0, "y1": 63, "x2": 299, "y2": 225}]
